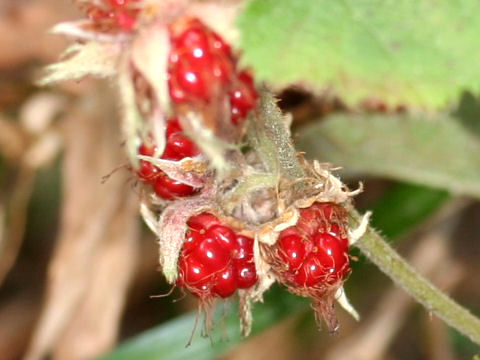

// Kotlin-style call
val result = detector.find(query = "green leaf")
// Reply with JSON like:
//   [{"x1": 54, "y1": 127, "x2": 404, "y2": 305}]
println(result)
[
  {"x1": 296, "y1": 110, "x2": 480, "y2": 199},
  {"x1": 238, "y1": 0, "x2": 480, "y2": 108},
  {"x1": 98, "y1": 286, "x2": 307, "y2": 360},
  {"x1": 369, "y1": 183, "x2": 449, "y2": 240}
]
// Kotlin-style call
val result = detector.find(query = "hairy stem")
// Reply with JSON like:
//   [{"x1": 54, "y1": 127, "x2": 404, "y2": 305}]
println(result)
[
  {"x1": 248, "y1": 90, "x2": 305, "y2": 178},
  {"x1": 350, "y1": 209, "x2": 480, "y2": 345}
]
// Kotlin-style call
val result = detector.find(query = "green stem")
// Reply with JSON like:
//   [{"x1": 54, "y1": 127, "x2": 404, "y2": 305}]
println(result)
[
  {"x1": 248, "y1": 90, "x2": 306, "y2": 178},
  {"x1": 350, "y1": 209, "x2": 480, "y2": 345}
]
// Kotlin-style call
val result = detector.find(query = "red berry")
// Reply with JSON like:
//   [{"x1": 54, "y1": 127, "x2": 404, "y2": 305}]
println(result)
[
  {"x1": 205, "y1": 225, "x2": 237, "y2": 252},
  {"x1": 230, "y1": 71, "x2": 258, "y2": 124},
  {"x1": 136, "y1": 118, "x2": 201, "y2": 199},
  {"x1": 233, "y1": 235, "x2": 254, "y2": 261},
  {"x1": 180, "y1": 256, "x2": 210, "y2": 286},
  {"x1": 179, "y1": 256, "x2": 212, "y2": 297},
  {"x1": 187, "y1": 213, "x2": 221, "y2": 231},
  {"x1": 168, "y1": 18, "x2": 235, "y2": 105},
  {"x1": 109, "y1": 0, "x2": 129, "y2": 7},
  {"x1": 213, "y1": 266, "x2": 237, "y2": 298},
  {"x1": 153, "y1": 174, "x2": 198, "y2": 200},
  {"x1": 177, "y1": 213, "x2": 258, "y2": 299},
  {"x1": 211, "y1": 32, "x2": 232, "y2": 58},
  {"x1": 164, "y1": 119, "x2": 200, "y2": 159},
  {"x1": 163, "y1": 133, "x2": 200, "y2": 160},
  {"x1": 294, "y1": 254, "x2": 326, "y2": 287},
  {"x1": 183, "y1": 228, "x2": 203, "y2": 255},
  {"x1": 165, "y1": 117, "x2": 182, "y2": 137},
  {"x1": 273, "y1": 202, "x2": 350, "y2": 289},
  {"x1": 137, "y1": 143, "x2": 159, "y2": 182},
  {"x1": 191, "y1": 237, "x2": 230, "y2": 272},
  {"x1": 234, "y1": 260, "x2": 257, "y2": 289},
  {"x1": 169, "y1": 63, "x2": 209, "y2": 102},
  {"x1": 313, "y1": 233, "x2": 349, "y2": 284},
  {"x1": 278, "y1": 234, "x2": 306, "y2": 271}
]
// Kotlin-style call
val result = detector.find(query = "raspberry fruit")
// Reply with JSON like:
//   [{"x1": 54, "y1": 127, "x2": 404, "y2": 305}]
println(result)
[
  {"x1": 262, "y1": 202, "x2": 350, "y2": 331},
  {"x1": 137, "y1": 117, "x2": 201, "y2": 199},
  {"x1": 267, "y1": 202, "x2": 350, "y2": 290},
  {"x1": 168, "y1": 18, "x2": 236, "y2": 105},
  {"x1": 168, "y1": 18, "x2": 257, "y2": 125},
  {"x1": 176, "y1": 213, "x2": 258, "y2": 299}
]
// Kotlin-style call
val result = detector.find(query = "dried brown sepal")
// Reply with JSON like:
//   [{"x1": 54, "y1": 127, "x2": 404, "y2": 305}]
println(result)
[
  {"x1": 185, "y1": 296, "x2": 217, "y2": 347},
  {"x1": 256, "y1": 205, "x2": 299, "y2": 246},
  {"x1": 137, "y1": 155, "x2": 209, "y2": 188},
  {"x1": 241, "y1": 235, "x2": 276, "y2": 305},
  {"x1": 237, "y1": 289, "x2": 253, "y2": 337},
  {"x1": 178, "y1": 112, "x2": 236, "y2": 177},
  {"x1": 49, "y1": 19, "x2": 133, "y2": 42},
  {"x1": 311, "y1": 284, "x2": 343, "y2": 333},
  {"x1": 157, "y1": 198, "x2": 220, "y2": 283},
  {"x1": 255, "y1": 160, "x2": 361, "y2": 249},
  {"x1": 118, "y1": 51, "x2": 146, "y2": 167},
  {"x1": 131, "y1": 23, "x2": 172, "y2": 153},
  {"x1": 37, "y1": 41, "x2": 120, "y2": 86}
]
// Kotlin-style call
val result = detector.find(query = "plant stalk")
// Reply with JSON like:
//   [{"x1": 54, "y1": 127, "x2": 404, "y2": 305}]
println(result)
[{"x1": 350, "y1": 209, "x2": 480, "y2": 344}]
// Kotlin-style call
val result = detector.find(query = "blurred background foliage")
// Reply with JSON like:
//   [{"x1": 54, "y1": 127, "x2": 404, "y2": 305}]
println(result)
[{"x1": 0, "y1": 0, "x2": 479, "y2": 359}]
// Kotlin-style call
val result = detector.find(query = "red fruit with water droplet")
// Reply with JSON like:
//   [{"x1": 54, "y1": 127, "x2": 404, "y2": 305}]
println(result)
[
  {"x1": 177, "y1": 213, "x2": 258, "y2": 299},
  {"x1": 271, "y1": 202, "x2": 350, "y2": 290},
  {"x1": 263, "y1": 202, "x2": 351, "y2": 332},
  {"x1": 136, "y1": 118, "x2": 201, "y2": 199},
  {"x1": 168, "y1": 17, "x2": 257, "y2": 126},
  {"x1": 168, "y1": 18, "x2": 236, "y2": 105}
]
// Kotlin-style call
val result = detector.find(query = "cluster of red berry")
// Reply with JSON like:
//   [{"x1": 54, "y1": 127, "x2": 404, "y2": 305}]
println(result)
[
  {"x1": 54, "y1": 2, "x2": 356, "y2": 335},
  {"x1": 134, "y1": 16, "x2": 349, "y2": 313},
  {"x1": 134, "y1": 18, "x2": 259, "y2": 300},
  {"x1": 137, "y1": 18, "x2": 258, "y2": 202},
  {"x1": 268, "y1": 202, "x2": 350, "y2": 291},
  {"x1": 79, "y1": 3, "x2": 351, "y2": 316},
  {"x1": 168, "y1": 18, "x2": 258, "y2": 125},
  {"x1": 82, "y1": 0, "x2": 140, "y2": 31},
  {"x1": 177, "y1": 213, "x2": 257, "y2": 299}
]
